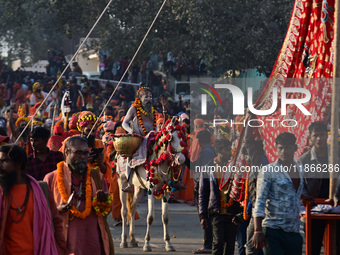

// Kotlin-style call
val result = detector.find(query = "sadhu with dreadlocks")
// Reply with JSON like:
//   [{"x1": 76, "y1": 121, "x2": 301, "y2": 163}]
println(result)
[{"x1": 121, "y1": 87, "x2": 157, "y2": 193}]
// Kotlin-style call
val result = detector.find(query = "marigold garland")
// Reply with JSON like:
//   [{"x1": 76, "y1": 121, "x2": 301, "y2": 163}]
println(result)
[
  {"x1": 243, "y1": 176, "x2": 250, "y2": 220},
  {"x1": 221, "y1": 197, "x2": 234, "y2": 208},
  {"x1": 57, "y1": 161, "x2": 92, "y2": 219},
  {"x1": 132, "y1": 97, "x2": 156, "y2": 135},
  {"x1": 92, "y1": 194, "x2": 113, "y2": 217}
]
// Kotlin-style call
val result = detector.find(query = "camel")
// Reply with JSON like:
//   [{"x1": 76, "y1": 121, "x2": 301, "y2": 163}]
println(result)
[{"x1": 116, "y1": 117, "x2": 187, "y2": 252}]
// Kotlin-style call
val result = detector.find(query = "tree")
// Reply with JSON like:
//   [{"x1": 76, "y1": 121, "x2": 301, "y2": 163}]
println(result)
[{"x1": 0, "y1": 0, "x2": 294, "y2": 73}]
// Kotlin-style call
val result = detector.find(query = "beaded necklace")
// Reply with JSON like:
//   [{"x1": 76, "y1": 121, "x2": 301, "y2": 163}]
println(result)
[{"x1": 9, "y1": 181, "x2": 30, "y2": 223}]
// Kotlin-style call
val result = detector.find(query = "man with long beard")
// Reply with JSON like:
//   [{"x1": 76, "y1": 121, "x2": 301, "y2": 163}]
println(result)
[
  {"x1": 44, "y1": 136, "x2": 115, "y2": 255},
  {"x1": 59, "y1": 111, "x2": 112, "y2": 184},
  {"x1": 77, "y1": 111, "x2": 112, "y2": 184},
  {"x1": 121, "y1": 87, "x2": 156, "y2": 192},
  {"x1": 0, "y1": 144, "x2": 65, "y2": 254}
]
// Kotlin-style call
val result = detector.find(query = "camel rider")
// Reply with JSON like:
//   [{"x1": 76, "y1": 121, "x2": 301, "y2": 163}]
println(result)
[{"x1": 121, "y1": 87, "x2": 156, "y2": 193}]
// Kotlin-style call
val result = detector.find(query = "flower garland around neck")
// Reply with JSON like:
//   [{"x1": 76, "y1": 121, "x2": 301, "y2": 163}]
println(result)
[
  {"x1": 132, "y1": 97, "x2": 156, "y2": 135},
  {"x1": 221, "y1": 197, "x2": 234, "y2": 208},
  {"x1": 57, "y1": 161, "x2": 92, "y2": 219},
  {"x1": 213, "y1": 157, "x2": 234, "y2": 209}
]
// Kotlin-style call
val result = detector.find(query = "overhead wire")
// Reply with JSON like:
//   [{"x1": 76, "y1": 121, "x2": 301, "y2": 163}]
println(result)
[
  {"x1": 15, "y1": 0, "x2": 114, "y2": 143},
  {"x1": 14, "y1": 0, "x2": 168, "y2": 142},
  {"x1": 87, "y1": 0, "x2": 168, "y2": 138}
]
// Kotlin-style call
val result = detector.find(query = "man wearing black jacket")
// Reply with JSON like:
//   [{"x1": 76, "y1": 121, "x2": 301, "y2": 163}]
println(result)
[
  {"x1": 193, "y1": 129, "x2": 215, "y2": 254},
  {"x1": 199, "y1": 136, "x2": 242, "y2": 255}
]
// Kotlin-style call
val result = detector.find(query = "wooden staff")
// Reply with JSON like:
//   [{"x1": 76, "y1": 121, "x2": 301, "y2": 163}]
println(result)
[
  {"x1": 50, "y1": 105, "x2": 58, "y2": 135},
  {"x1": 64, "y1": 112, "x2": 69, "y2": 131},
  {"x1": 331, "y1": 0, "x2": 340, "y2": 201}
]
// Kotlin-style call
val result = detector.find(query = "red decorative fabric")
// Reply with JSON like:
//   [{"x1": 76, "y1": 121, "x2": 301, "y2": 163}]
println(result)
[
  {"x1": 255, "y1": 0, "x2": 334, "y2": 162},
  {"x1": 230, "y1": 0, "x2": 334, "y2": 202}
]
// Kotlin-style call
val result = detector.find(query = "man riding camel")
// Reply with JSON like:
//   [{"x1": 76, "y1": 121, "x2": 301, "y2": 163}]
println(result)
[
  {"x1": 121, "y1": 87, "x2": 157, "y2": 193},
  {"x1": 121, "y1": 87, "x2": 186, "y2": 193}
]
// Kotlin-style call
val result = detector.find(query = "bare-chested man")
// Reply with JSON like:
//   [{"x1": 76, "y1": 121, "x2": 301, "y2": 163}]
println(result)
[{"x1": 121, "y1": 87, "x2": 157, "y2": 192}]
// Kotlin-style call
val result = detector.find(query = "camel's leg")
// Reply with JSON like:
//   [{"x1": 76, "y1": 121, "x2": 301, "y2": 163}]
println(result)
[
  {"x1": 118, "y1": 176, "x2": 128, "y2": 248},
  {"x1": 129, "y1": 185, "x2": 143, "y2": 247},
  {"x1": 143, "y1": 189, "x2": 155, "y2": 252},
  {"x1": 162, "y1": 192, "x2": 175, "y2": 251}
]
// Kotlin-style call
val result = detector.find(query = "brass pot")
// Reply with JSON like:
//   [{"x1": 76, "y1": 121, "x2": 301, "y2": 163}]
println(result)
[{"x1": 113, "y1": 135, "x2": 143, "y2": 158}]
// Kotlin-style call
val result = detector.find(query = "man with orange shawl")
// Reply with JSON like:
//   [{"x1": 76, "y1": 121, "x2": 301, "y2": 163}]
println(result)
[
  {"x1": 0, "y1": 144, "x2": 65, "y2": 254},
  {"x1": 44, "y1": 136, "x2": 114, "y2": 254},
  {"x1": 29, "y1": 82, "x2": 51, "y2": 114}
]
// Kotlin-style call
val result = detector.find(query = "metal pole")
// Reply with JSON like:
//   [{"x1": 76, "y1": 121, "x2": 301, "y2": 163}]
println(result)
[
  {"x1": 331, "y1": 1, "x2": 340, "y2": 254},
  {"x1": 331, "y1": 0, "x2": 340, "y2": 201}
]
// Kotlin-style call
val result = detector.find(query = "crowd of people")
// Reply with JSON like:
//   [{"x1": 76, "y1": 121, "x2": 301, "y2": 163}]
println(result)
[
  {"x1": 0, "y1": 66, "x2": 339, "y2": 255},
  {"x1": 98, "y1": 50, "x2": 208, "y2": 84}
]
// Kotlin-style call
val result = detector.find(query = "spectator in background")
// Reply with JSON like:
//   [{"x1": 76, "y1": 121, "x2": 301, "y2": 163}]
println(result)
[
  {"x1": 193, "y1": 129, "x2": 215, "y2": 254},
  {"x1": 199, "y1": 138, "x2": 242, "y2": 255},
  {"x1": 27, "y1": 127, "x2": 64, "y2": 180},
  {"x1": 159, "y1": 94, "x2": 174, "y2": 116},
  {"x1": 29, "y1": 82, "x2": 51, "y2": 108},
  {"x1": 243, "y1": 124, "x2": 267, "y2": 255},
  {"x1": 131, "y1": 62, "x2": 140, "y2": 83},
  {"x1": 48, "y1": 124, "x2": 65, "y2": 152},
  {"x1": 148, "y1": 71, "x2": 163, "y2": 99},
  {"x1": 190, "y1": 119, "x2": 206, "y2": 162},
  {"x1": 140, "y1": 60, "x2": 148, "y2": 85},
  {"x1": 0, "y1": 83, "x2": 7, "y2": 108},
  {"x1": 71, "y1": 62, "x2": 83, "y2": 77},
  {"x1": 76, "y1": 86, "x2": 93, "y2": 111},
  {"x1": 0, "y1": 117, "x2": 7, "y2": 136},
  {"x1": 13, "y1": 81, "x2": 24, "y2": 111},
  {"x1": 299, "y1": 121, "x2": 340, "y2": 255}
]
